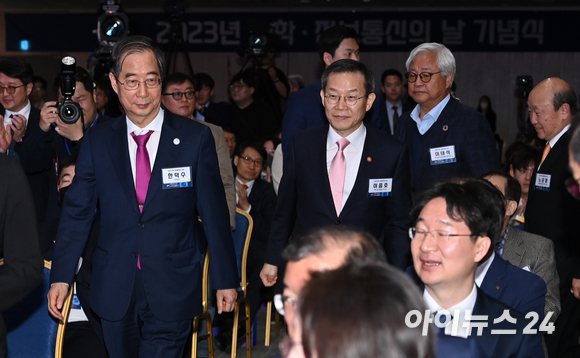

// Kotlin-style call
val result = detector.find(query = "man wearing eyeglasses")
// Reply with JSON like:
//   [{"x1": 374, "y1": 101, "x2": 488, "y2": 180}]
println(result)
[
  {"x1": 48, "y1": 36, "x2": 239, "y2": 358},
  {"x1": 260, "y1": 59, "x2": 412, "y2": 287},
  {"x1": 0, "y1": 58, "x2": 54, "y2": 222},
  {"x1": 395, "y1": 43, "x2": 498, "y2": 195},
  {"x1": 161, "y1": 71, "x2": 236, "y2": 230}
]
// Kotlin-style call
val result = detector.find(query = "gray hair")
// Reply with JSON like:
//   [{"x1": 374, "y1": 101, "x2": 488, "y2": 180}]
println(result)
[
  {"x1": 110, "y1": 36, "x2": 165, "y2": 80},
  {"x1": 405, "y1": 42, "x2": 456, "y2": 83}
]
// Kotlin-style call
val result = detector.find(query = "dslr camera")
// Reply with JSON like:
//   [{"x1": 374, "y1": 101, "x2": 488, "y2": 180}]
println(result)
[{"x1": 57, "y1": 56, "x2": 82, "y2": 124}]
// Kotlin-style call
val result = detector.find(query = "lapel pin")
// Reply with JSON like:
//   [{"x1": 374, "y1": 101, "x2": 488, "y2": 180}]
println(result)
[
  {"x1": 496, "y1": 286, "x2": 500, "y2": 290},
  {"x1": 173, "y1": 138, "x2": 180, "y2": 145},
  {"x1": 443, "y1": 125, "x2": 448, "y2": 131},
  {"x1": 367, "y1": 157, "x2": 372, "y2": 162}
]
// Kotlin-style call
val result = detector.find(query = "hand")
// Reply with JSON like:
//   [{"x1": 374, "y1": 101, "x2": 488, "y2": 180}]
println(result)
[
  {"x1": 267, "y1": 66, "x2": 278, "y2": 81},
  {"x1": 40, "y1": 101, "x2": 59, "y2": 132},
  {"x1": 47, "y1": 283, "x2": 70, "y2": 320},
  {"x1": 216, "y1": 288, "x2": 238, "y2": 314},
  {"x1": 572, "y1": 278, "x2": 580, "y2": 299},
  {"x1": 0, "y1": 119, "x2": 12, "y2": 153},
  {"x1": 9, "y1": 114, "x2": 26, "y2": 142},
  {"x1": 236, "y1": 183, "x2": 250, "y2": 211},
  {"x1": 54, "y1": 116, "x2": 84, "y2": 141},
  {"x1": 260, "y1": 263, "x2": 278, "y2": 287}
]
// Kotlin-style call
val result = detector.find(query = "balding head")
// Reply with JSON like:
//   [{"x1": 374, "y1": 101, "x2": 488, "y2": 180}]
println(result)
[{"x1": 528, "y1": 78, "x2": 577, "y2": 141}]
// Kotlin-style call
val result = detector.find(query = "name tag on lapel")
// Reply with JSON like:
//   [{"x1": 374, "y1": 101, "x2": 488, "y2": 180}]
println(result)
[
  {"x1": 368, "y1": 178, "x2": 392, "y2": 197},
  {"x1": 534, "y1": 174, "x2": 551, "y2": 192},
  {"x1": 162, "y1": 167, "x2": 192, "y2": 188},
  {"x1": 430, "y1": 145, "x2": 457, "y2": 165}
]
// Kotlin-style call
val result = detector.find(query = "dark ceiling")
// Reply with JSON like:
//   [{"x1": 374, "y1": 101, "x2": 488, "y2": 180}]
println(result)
[{"x1": 0, "y1": 0, "x2": 577, "y2": 11}]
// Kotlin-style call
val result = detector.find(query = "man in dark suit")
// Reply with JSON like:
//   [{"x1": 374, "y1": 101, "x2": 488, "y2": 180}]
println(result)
[
  {"x1": 47, "y1": 36, "x2": 239, "y2": 358},
  {"x1": 395, "y1": 43, "x2": 498, "y2": 195},
  {"x1": 260, "y1": 59, "x2": 412, "y2": 287},
  {"x1": 0, "y1": 152, "x2": 44, "y2": 358},
  {"x1": 380, "y1": 69, "x2": 413, "y2": 135},
  {"x1": 0, "y1": 58, "x2": 54, "y2": 222},
  {"x1": 525, "y1": 77, "x2": 580, "y2": 357},
  {"x1": 409, "y1": 180, "x2": 544, "y2": 358},
  {"x1": 281, "y1": 25, "x2": 387, "y2": 154},
  {"x1": 192, "y1": 72, "x2": 231, "y2": 127}
]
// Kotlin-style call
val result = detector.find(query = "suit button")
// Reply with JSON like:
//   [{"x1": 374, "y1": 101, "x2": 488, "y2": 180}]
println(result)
[
  {"x1": 335, "y1": 220, "x2": 341, "y2": 225},
  {"x1": 131, "y1": 253, "x2": 138, "y2": 258},
  {"x1": 138, "y1": 223, "x2": 145, "y2": 228}
]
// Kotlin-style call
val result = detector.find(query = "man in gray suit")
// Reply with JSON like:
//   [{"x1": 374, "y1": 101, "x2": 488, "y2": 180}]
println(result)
[{"x1": 483, "y1": 169, "x2": 561, "y2": 321}]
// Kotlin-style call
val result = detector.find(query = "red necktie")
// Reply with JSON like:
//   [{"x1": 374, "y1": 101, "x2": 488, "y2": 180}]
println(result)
[{"x1": 329, "y1": 138, "x2": 350, "y2": 216}]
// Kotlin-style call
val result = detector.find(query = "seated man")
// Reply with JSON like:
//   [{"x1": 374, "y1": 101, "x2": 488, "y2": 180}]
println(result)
[
  {"x1": 409, "y1": 180, "x2": 544, "y2": 357},
  {"x1": 161, "y1": 71, "x2": 236, "y2": 230},
  {"x1": 192, "y1": 72, "x2": 231, "y2": 127},
  {"x1": 483, "y1": 169, "x2": 560, "y2": 322}
]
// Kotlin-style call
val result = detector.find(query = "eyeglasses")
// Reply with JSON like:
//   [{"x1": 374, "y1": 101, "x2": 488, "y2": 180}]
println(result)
[
  {"x1": 409, "y1": 227, "x2": 474, "y2": 242},
  {"x1": 0, "y1": 84, "x2": 25, "y2": 95},
  {"x1": 566, "y1": 178, "x2": 580, "y2": 199},
  {"x1": 273, "y1": 293, "x2": 297, "y2": 316},
  {"x1": 405, "y1": 71, "x2": 442, "y2": 83},
  {"x1": 323, "y1": 93, "x2": 367, "y2": 106},
  {"x1": 116, "y1": 77, "x2": 162, "y2": 90},
  {"x1": 162, "y1": 91, "x2": 195, "y2": 100},
  {"x1": 239, "y1": 156, "x2": 263, "y2": 167},
  {"x1": 230, "y1": 84, "x2": 248, "y2": 91}
]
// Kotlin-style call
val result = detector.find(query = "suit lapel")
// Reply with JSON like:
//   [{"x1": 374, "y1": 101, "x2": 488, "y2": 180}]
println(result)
[
  {"x1": 504, "y1": 229, "x2": 525, "y2": 267},
  {"x1": 473, "y1": 288, "x2": 500, "y2": 355},
  {"x1": 539, "y1": 131, "x2": 567, "y2": 173},
  {"x1": 480, "y1": 256, "x2": 507, "y2": 300},
  {"x1": 106, "y1": 117, "x2": 139, "y2": 214},
  {"x1": 312, "y1": 126, "x2": 337, "y2": 217}
]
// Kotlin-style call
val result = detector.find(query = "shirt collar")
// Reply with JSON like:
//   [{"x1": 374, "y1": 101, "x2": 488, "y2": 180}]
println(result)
[
  {"x1": 548, "y1": 123, "x2": 571, "y2": 148},
  {"x1": 386, "y1": 101, "x2": 402, "y2": 111},
  {"x1": 410, "y1": 95, "x2": 451, "y2": 135},
  {"x1": 327, "y1": 123, "x2": 366, "y2": 151},
  {"x1": 5, "y1": 100, "x2": 32, "y2": 121},
  {"x1": 126, "y1": 108, "x2": 164, "y2": 136},
  {"x1": 423, "y1": 284, "x2": 478, "y2": 338},
  {"x1": 236, "y1": 177, "x2": 255, "y2": 191},
  {"x1": 475, "y1": 251, "x2": 495, "y2": 287}
]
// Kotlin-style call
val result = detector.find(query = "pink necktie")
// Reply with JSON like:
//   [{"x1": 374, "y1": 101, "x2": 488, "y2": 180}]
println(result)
[
  {"x1": 329, "y1": 138, "x2": 350, "y2": 216},
  {"x1": 131, "y1": 131, "x2": 153, "y2": 213}
]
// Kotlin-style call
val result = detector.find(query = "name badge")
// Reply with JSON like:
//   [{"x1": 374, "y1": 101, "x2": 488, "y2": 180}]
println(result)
[
  {"x1": 534, "y1": 173, "x2": 551, "y2": 191},
  {"x1": 430, "y1": 145, "x2": 457, "y2": 165},
  {"x1": 162, "y1": 167, "x2": 192, "y2": 189},
  {"x1": 368, "y1": 178, "x2": 392, "y2": 197}
]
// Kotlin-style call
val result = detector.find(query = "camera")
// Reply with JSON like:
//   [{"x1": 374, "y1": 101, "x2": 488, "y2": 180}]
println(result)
[{"x1": 57, "y1": 56, "x2": 82, "y2": 125}]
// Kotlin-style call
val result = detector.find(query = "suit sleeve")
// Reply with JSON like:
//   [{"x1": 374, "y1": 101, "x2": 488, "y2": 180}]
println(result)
[
  {"x1": 364, "y1": 93, "x2": 388, "y2": 134},
  {"x1": 195, "y1": 126, "x2": 238, "y2": 290},
  {"x1": 519, "y1": 274, "x2": 548, "y2": 322},
  {"x1": 50, "y1": 130, "x2": 99, "y2": 286},
  {"x1": 536, "y1": 239, "x2": 561, "y2": 321},
  {"x1": 384, "y1": 143, "x2": 413, "y2": 270},
  {"x1": 248, "y1": 182, "x2": 277, "y2": 250},
  {"x1": 266, "y1": 136, "x2": 299, "y2": 267},
  {"x1": 212, "y1": 125, "x2": 237, "y2": 230},
  {"x1": 14, "y1": 112, "x2": 55, "y2": 174},
  {"x1": 0, "y1": 157, "x2": 44, "y2": 311},
  {"x1": 282, "y1": 91, "x2": 307, "y2": 154}
]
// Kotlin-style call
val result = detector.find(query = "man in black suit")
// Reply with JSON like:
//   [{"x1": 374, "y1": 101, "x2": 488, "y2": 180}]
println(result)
[
  {"x1": 380, "y1": 69, "x2": 412, "y2": 135},
  {"x1": 395, "y1": 43, "x2": 498, "y2": 195},
  {"x1": 525, "y1": 77, "x2": 580, "y2": 357},
  {"x1": 410, "y1": 180, "x2": 543, "y2": 358},
  {"x1": 260, "y1": 59, "x2": 412, "y2": 287},
  {"x1": 192, "y1": 72, "x2": 231, "y2": 127},
  {"x1": 0, "y1": 58, "x2": 54, "y2": 222},
  {"x1": 0, "y1": 151, "x2": 44, "y2": 358}
]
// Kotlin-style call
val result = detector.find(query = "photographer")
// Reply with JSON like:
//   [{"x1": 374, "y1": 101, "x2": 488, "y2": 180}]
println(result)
[{"x1": 34, "y1": 66, "x2": 113, "y2": 162}]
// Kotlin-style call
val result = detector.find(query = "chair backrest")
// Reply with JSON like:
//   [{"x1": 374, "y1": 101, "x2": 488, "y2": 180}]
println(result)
[
  {"x1": 4, "y1": 261, "x2": 72, "y2": 358},
  {"x1": 233, "y1": 209, "x2": 253, "y2": 291}
]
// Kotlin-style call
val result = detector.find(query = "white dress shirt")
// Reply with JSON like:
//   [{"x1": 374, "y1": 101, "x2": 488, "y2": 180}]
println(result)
[
  {"x1": 4, "y1": 100, "x2": 31, "y2": 128},
  {"x1": 538, "y1": 124, "x2": 571, "y2": 170},
  {"x1": 386, "y1": 100, "x2": 403, "y2": 134},
  {"x1": 424, "y1": 284, "x2": 478, "y2": 338},
  {"x1": 410, "y1": 94, "x2": 451, "y2": 135},
  {"x1": 475, "y1": 251, "x2": 495, "y2": 287},
  {"x1": 126, "y1": 108, "x2": 164, "y2": 188},
  {"x1": 326, "y1": 124, "x2": 366, "y2": 212}
]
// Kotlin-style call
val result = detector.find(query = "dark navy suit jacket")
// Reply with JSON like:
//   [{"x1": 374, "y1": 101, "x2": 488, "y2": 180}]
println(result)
[
  {"x1": 281, "y1": 79, "x2": 388, "y2": 153},
  {"x1": 266, "y1": 125, "x2": 412, "y2": 270},
  {"x1": 480, "y1": 254, "x2": 547, "y2": 319},
  {"x1": 50, "y1": 111, "x2": 238, "y2": 322},
  {"x1": 395, "y1": 97, "x2": 499, "y2": 194}
]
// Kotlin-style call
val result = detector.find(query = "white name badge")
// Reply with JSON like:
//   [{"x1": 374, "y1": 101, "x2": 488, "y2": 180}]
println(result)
[
  {"x1": 430, "y1": 145, "x2": 457, "y2": 165},
  {"x1": 534, "y1": 173, "x2": 551, "y2": 192},
  {"x1": 162, "y1": 167, "x2": 192, "y2": 189},
  {"x1": 368, "y1": 178, "x2": 392, "y2": 197}
]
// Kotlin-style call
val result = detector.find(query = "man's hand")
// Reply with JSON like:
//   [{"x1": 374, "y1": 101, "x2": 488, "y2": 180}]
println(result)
[
  {"x1": 216, "y1": 288, "x2": 238, "y2": 314},
  {"x1": 0, "y1": 118, "x2": 12, "y2": 153},
  {"x1": 236, "y1": 184, "x2": 250, "y2": 211},
  {"x1": 40, "y1": 101, "x2": 59, "y2": 132},
  {"x1": 9, "y1": 114, "x2": 27, "y2": 142},
  {"x1": 260, "y1": 263, "x2": 278, "y2": 287},
  {"x1": 47, "y1": 283, "x2": 70, "y2": 320},
  {"x1": 572, "y1": 278, "x2": 580, "y2": 299},
  {"x1": 54, "y1": 117, "x2": 84, "y2": 141}
]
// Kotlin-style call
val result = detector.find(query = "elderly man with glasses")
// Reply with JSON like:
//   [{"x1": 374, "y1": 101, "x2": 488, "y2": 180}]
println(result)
[{"x1": 395, "y1": 42, "x2": 499, "y2": 195}]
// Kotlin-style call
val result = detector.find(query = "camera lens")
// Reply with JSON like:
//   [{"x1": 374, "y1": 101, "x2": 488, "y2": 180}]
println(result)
[{"x1": 59, "y1": 102, "x2": 80, "y2": 124}]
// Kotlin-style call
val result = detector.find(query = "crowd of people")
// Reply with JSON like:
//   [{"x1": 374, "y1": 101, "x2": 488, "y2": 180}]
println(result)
[{"x1": 0, "y1": 23, "x2": 579, "y2": 358}]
